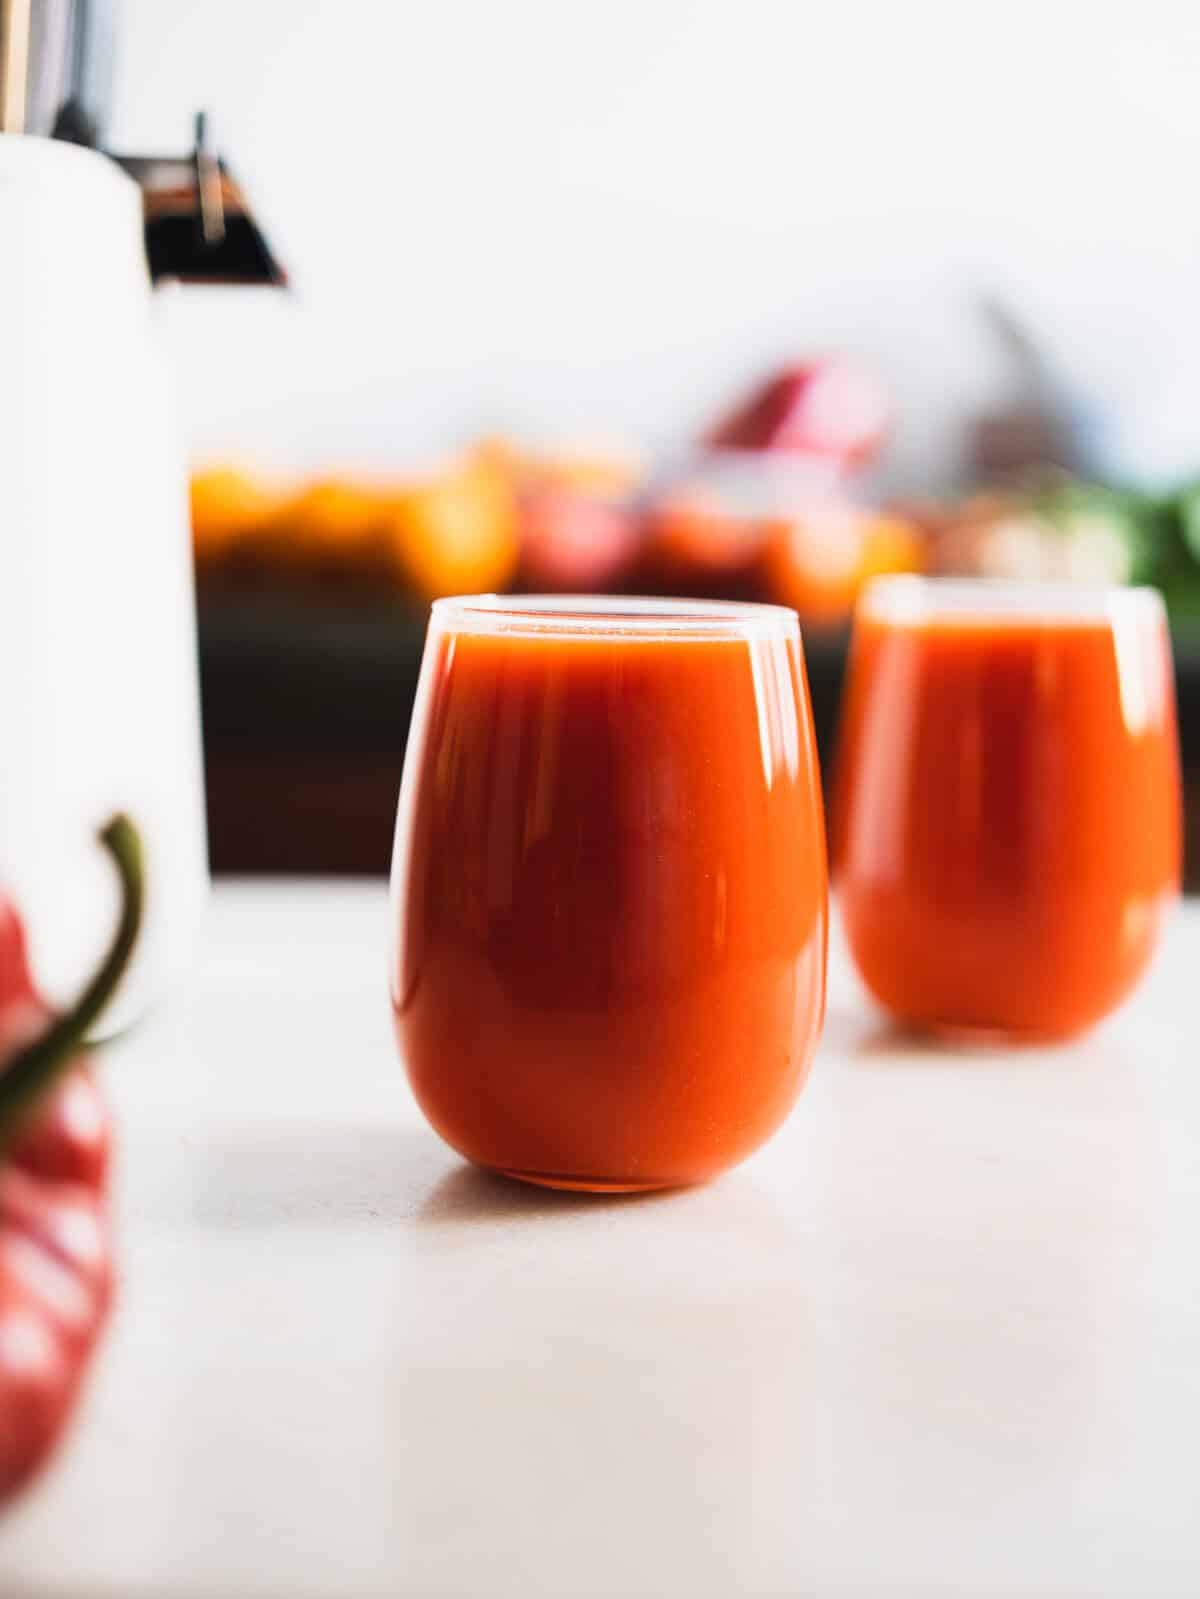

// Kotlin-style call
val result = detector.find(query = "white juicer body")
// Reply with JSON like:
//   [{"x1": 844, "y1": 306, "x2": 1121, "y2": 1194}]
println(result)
[{"x1": 0, "y1": 134, "x2": 208, "y2": 1024}]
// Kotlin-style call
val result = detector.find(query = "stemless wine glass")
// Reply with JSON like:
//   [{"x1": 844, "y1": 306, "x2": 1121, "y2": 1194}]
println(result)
[
  {"x1": 834, "y1": 577, "x2": 1182, "y2": 1040},
  {"x1": 391, "y1": 595, "x2": 828, "y2": 1191}
]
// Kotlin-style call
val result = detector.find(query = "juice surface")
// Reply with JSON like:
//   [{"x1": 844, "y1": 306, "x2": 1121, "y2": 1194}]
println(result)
[
  {"x1": 393, "y1": 620, "x2": 827, "y2": 1189},
  {"x1": 834, "y1": 609, "x2": 1181, "y2": 1037}
]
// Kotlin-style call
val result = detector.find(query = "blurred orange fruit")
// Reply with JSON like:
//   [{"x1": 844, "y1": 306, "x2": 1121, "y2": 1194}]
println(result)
[
  {"x1": 860, "y1": 513, "x2": 926, "y2": 584},
  {"x1": 190, "y1": 466, "x2": 287, "y2": 569},
  {"x1": 761, "y1": 507, "x2": 923, "y2": 625},
  {"x1": 285, "y1": 480, "x2": 392, "y2": 560},
  {"x1": 386, "y1": 449, "x2": 520, "y2": 601},
  {"x1": 228, "y1": 478, "x2": 395, "y2": 592}
]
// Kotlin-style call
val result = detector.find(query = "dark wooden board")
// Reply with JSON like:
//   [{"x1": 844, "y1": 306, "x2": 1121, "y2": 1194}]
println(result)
[{"x1": 199, "y1": 597, "x2": 1200, "y2": 884}]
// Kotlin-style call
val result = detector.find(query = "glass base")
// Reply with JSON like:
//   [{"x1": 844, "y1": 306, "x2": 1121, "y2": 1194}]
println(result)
[{"x1": 490, "y1": 1166, "x2": 681, "y2": 1194}]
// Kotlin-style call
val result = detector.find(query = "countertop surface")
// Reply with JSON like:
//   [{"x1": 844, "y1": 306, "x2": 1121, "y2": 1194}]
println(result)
[{"x1": 2, "y1": 883, "x2": 1198, "y2": 1599}]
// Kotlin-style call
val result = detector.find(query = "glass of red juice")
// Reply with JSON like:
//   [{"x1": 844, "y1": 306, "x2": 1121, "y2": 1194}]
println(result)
[
  {"x1": 834, "y1": 577, "x2": 1182, "y2": 1041},
  {"x1": 391, "y1": 595, "x2": 828, "y2": 1191}
]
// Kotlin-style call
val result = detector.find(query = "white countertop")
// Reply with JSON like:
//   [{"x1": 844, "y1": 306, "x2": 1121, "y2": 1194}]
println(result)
[{"x1": 2, "y1": 883, "x2": 1198, "y2": 1599}]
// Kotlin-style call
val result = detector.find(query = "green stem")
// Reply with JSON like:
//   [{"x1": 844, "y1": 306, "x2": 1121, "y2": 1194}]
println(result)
[{"x1": 0, "y1": 815, "x2": 144, "y2": 1155}]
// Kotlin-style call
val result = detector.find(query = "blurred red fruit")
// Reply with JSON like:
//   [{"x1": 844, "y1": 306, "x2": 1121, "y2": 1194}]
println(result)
[
  {"x1": 649, "y1": 494, "x2": 766, "y2": 580},
  {"x1": 518, "y1": 486, "x2": 643, "y2": 591},
  {"x1": 706, "y1": 358, "x2": 890, "y2": 468}
]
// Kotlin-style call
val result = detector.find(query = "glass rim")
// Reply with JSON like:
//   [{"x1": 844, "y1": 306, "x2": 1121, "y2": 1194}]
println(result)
[
  {"x1": 430, "y1": 594, "x2": 801, "y2": 641},
  {"x1": 859, "y1": 575, "x2": 1167, "y2": 626}
]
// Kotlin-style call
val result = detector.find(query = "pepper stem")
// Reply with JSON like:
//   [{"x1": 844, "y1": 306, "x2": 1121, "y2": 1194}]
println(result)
[{"x1": 0, "y1": 814, "x2": 144, "y2": 1154}]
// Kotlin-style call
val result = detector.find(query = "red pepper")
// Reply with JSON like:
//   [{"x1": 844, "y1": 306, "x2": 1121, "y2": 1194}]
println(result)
[{"x1": 0, "y1": 817, "x2": 143, "y2": 1506}]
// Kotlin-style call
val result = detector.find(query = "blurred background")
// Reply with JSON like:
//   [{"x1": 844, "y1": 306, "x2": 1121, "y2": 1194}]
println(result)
[{"x1": 111, "y1": 0, "x2": 1200, "y2": 876}]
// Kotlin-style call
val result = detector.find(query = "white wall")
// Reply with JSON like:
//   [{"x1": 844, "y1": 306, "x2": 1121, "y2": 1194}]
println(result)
[{"x1": 112, "y1": 0, "x2": 1200, "y2": 490}]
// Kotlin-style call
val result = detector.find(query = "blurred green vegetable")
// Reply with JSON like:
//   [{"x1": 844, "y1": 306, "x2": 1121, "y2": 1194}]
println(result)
[{"x1": 1028, "y1": 475, "x2": 1200, "y2": 629}]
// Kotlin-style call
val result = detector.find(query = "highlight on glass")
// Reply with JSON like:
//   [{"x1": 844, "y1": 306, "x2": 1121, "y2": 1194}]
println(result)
[
  {"x1": 833, "y1": 577, "x2": 1181, "y2": 1041},
  {"x1": 390, "y1": 595, "x2": 828, "y2": 1191}
]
